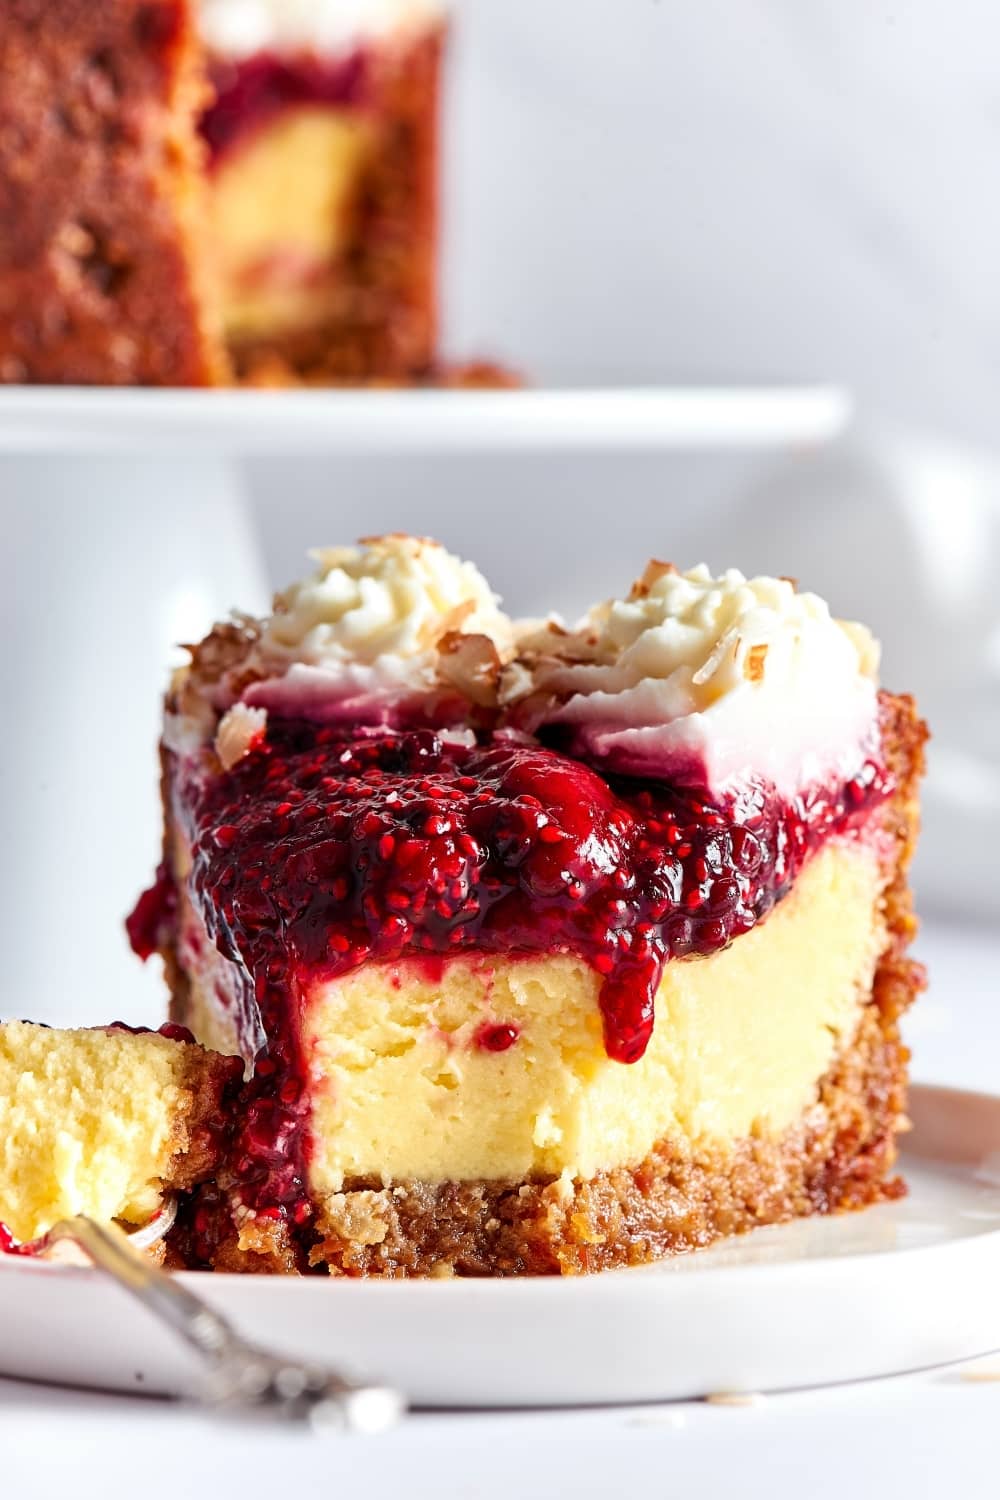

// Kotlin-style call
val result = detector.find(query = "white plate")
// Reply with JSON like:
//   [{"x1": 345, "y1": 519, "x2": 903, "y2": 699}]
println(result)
[
  {"x1": 1, "y1": 1083, "x2": 998, "y2": 1409},
  {"x1": 0, "y1": 386, "x2": 849, "y2": 454}
]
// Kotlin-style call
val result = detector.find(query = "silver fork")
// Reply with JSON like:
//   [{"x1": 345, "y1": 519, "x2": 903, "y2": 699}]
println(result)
[{"x1": 38, "y1": 1215, "x2": 405, "y2": 1432}]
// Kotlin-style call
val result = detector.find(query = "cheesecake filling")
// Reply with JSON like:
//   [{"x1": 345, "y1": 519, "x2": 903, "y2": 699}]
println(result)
[{"x1": 297, "y1": 839, "x2": 885, "y2": 1190}]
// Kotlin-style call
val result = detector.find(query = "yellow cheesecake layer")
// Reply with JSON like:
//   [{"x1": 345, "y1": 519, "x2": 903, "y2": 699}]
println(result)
[
  {"x1": 300, "y1": 841, "x2": 885, "y2": 1191},
  {"x1": 176, "y1": 839, "x2": 885, "y2": 1196},
  {"x1": 209, "y1": 107, "x2": 375, "y2": 339},
  {"x1": 0, "y1": 1023, "x2": 188, "y2": 1242}
]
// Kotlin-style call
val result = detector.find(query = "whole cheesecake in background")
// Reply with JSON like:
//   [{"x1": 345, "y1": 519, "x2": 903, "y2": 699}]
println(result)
[
  {"x1": 0, "y1": 0, "x2": 479, "y2": 386},
  {"x1": 123, "y1": 536, "x2": 926, "y2": 1275}
]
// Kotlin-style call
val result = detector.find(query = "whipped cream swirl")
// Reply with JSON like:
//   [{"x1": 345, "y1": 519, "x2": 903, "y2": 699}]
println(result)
[
  {"x1": 507, "y1": 562, "x2": 880, "y2": 797},
  {"x1": 239, "y1": 535, "x2": 512, "y2": 724}
]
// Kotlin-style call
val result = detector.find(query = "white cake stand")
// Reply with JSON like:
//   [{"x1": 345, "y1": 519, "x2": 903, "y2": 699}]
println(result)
[{"x1": 0, "y1": 386, "x2": 849, "y2": 1026}]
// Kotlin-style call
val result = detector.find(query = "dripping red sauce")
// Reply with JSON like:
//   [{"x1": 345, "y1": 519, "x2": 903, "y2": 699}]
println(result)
[
  {"x1": 124, "y1": 862, "x2": 176, "y2": 961},
  {"x1": 200, "y1": 48, "x2": 373, "y2": 164}
]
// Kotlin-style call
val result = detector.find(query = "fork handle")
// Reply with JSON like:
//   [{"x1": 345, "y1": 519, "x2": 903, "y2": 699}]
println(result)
[
  {"x1": 48, "y1": 1217, "x2": 242, "y2": 1360},
  {"x1": 44, "y1": 1216, "x2": 403, "y2": 1429}
]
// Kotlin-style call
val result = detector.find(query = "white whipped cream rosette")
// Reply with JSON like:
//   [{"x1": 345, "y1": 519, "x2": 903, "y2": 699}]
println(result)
[{"x1": 506, "y1": 562, "x2": 881, "y2": 799}]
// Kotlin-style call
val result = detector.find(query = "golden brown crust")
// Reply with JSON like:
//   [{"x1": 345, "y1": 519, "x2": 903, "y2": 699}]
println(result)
[
  {"x1": 162, "y1": 1042, "x2": 242, "y2": 1192},
  {"x1": 873, "y1": 690, "x2": 927, "y2": 1022},
  {"x1": 0, "y1": 0, "x2": 228, "y2": 385}
]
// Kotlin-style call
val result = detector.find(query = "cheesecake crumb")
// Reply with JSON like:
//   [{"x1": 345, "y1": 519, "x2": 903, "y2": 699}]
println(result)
[
  {"x1": 322, "y1": 1191, "x2": 389, "y2": 1247},
  {"x1": 704, "y1": 1391, "x2": 764, "y2": 1407}
]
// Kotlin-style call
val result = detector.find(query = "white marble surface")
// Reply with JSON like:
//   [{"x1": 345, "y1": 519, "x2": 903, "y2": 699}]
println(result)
[
  {"x1": 2, "y1": 1364, "x2": 1000, "y2": 1500},
  {"x1": 1, "y1": 918, "x2": 997, "y2": 1499}
]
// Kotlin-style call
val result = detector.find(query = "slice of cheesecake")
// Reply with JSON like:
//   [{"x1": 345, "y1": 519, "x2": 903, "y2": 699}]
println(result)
[
  {"x1": 0, "y1": 1021, "x2": 239, "y2": 1249},
  {"x1": 131, "y1": 537, "x2": 926, "y2": 1275}
]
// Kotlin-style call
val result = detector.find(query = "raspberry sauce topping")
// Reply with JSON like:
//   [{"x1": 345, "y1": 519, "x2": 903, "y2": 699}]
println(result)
[
  {"x1": 201, "y1": 50, "x2": 372, "y2": 163},
  {"x1": 185, "y1": 723, "x2": 888, "y2": 1057}
]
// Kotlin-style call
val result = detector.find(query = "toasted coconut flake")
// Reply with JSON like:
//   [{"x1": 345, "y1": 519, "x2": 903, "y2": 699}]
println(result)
[
  {"x1": 426, "y1": 598, "x2": 476, "y2": 650},
  {"x1": 357, "y1": 532, "x2": 442, "y2": 550},
  {"x1": 321, "y1": 1190, "x2": 390, "y2": 1248},
  {"x1": 185, "y1": 614, "x2": 261, "y2": 687},
  {"x1": 744, "y1": 642, "x2": 768, "y2": 682},
  {"x1": 215, "y1": 704, "x2": 268, "y2": 771},
  {"x1": 437, "y1": 631, "x2": 504, "y2": 708},
  {"x1": 497, "y1": 660, "x2": 537, "y2": 706},
  {"x1": 629, "y1": 559, "x2": 677, "y2": 600}
]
